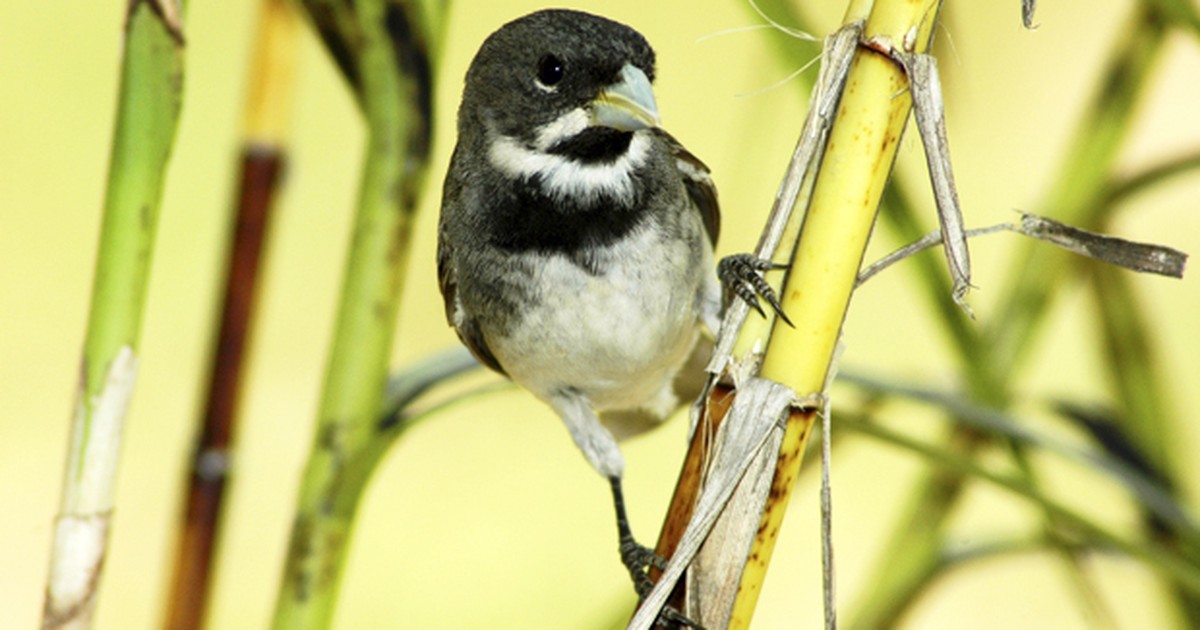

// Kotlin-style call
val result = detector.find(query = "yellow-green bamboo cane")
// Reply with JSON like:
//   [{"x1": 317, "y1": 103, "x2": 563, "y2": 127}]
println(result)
[
  {"x1": 727, "y1": 1, "x2": 944, "y2": 627},
  {"x1": 42, "y1": 2, "x2": 186, "y2": 629}
]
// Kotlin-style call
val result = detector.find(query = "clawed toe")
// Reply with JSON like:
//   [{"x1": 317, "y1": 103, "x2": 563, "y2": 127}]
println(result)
[
  {"x1": 619, "y1": 540, "x2": 666, "y2": 598},
  {"x1": 620, "y1": 542, "x2": 704, "y2": 629},
  {"x1": 718, "y1": 253, "x2": 793, "y2": 326}
]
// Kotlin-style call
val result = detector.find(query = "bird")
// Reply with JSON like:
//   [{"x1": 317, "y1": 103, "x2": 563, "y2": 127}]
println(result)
[{"x1": 437, "y1": 9, "x2": 781, "y2": 626}]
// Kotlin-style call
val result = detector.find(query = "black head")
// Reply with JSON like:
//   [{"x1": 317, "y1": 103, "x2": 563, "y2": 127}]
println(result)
[{"x1": 460, "y1": 9, "x2": 657, "y2": 145}]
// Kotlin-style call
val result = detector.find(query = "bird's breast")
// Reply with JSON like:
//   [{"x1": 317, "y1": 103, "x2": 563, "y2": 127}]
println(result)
[{"x1": 486, "y1": 224, "x2": 707, "y2": 413}]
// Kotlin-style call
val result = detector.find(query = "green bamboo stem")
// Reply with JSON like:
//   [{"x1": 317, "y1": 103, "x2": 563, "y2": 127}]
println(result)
[
  {"x1": 270, "y1": 1, "x2": 437, "y2": 627},
  {"x1": 41, "y1": 2, "x2": 186, "y2": 629},
  {"x1": 848, "y1": 5, "x2": 1170, "y2": 628},
  {"x1": 750, "y1": 2, "x2": 1188, "y2": 626}
]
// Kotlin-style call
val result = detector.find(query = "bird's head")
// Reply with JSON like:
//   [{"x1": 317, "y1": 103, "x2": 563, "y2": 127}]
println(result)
[{"x1": 461, "y1": 9, "x2": 661, "y2": 161}]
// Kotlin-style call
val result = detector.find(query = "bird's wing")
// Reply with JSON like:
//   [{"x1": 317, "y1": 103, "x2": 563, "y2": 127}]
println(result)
[
  {"x1": 438, "y1": 148, "x2": 507, "y2": 376},
  {"x1": 655, "y1": 128, "x2": 719, "y2": 247}
]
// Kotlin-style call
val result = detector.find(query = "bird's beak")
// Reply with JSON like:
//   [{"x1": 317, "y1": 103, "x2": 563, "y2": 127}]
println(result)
[{"x1": 589, "y1": 64, "x2": 661, "y2": 131}]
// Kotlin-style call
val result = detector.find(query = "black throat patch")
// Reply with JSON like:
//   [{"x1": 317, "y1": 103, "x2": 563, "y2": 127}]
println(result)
[
  {"x1": 547, "y1": 127, "x2": 634, "y2": 164},
  {"x1": 485, "y1": 175, "x2": 644, "y2": 262}
]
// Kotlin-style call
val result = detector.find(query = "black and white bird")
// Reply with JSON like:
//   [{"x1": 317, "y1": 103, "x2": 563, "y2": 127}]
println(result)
[{"x1": 437, "y1": 9, "x2": 775, "y2": 621}]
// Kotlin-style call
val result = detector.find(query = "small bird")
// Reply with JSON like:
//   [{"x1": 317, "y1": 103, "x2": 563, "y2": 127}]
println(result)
[{"x1": 438, "y1": 9, "x2": 776, "y2": 624}]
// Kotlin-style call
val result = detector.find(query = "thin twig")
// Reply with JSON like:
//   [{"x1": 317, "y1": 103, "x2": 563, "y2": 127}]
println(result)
[
  {"x1": 891, "y1": 51, "x2": 972, "y2": 310},
  {"x1": 819, "y1": 392, "x2": 836, "y2": 630},
  {"x1": 856, "y1": 213, "x2": 1186, "y2": 287}
]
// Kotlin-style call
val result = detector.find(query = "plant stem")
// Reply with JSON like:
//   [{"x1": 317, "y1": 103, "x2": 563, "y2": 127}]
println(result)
[
  {"x1": 1088, "y1": 261, "x2": 1200, "y2": 626},
  {"x1": 270, "y1": 1, "x2": 437, "y2": 627},
  {"x1": 41, "y1": 2, "x2": 186, "y2": 628},
  {"x1": 848, "y1": 5, "x2": 1169, "y2": 628},
  {"x1": 689, "y1": 2, "x2": 946, "y2": 627},
  {"x1": 162, "y1": 2, "x2": 298, "y2": 627}
]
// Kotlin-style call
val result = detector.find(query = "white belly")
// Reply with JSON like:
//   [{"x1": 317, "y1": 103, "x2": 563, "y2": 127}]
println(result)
[{"x1": 491, "y1": 228, "x2": 704, "y2": 414}]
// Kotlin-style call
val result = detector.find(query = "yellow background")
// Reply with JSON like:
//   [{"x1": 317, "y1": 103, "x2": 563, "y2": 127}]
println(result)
[{"x1": 2, "y1": 1, "x2": 1198, "y2": 628}]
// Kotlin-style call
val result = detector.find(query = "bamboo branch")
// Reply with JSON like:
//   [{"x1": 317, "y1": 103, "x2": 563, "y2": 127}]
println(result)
[
  {"x1": 857, "y1": 213, "x2": 1186, "y2": 284},
  {"x1": 41, "y1": 2, "x2": 186, "y2": 628},
  {"x1": 638, "y1": 20, "x2": 861, "y2": 630},
  {"x1": 269, "y1": 1, "x2": 439, "y2": 627}
]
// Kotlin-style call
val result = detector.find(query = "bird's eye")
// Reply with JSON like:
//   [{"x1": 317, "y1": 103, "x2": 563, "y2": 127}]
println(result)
[{"x1": 537, "y1": 54, "x2": 564, "y2": 87}]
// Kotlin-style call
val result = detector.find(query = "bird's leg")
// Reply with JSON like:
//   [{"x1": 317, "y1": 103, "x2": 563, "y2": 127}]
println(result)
[
  {"x1": 609, "y1": 476, "x2": 704, "y2": 629},
  {"x1": 718, "y1": 253, "x2": 793, "y2": 326},
  {"x1": 611, "y1": 476, "x2": 664, "y2": 590}
]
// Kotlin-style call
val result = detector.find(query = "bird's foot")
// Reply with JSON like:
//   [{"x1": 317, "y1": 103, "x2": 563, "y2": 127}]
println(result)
[
  {"x1": 611, "y1": 476, "x2": 704, "y2": 629},
  {"x1": 718, "y1": 253, "x2": 793, "y2": 326},
  {"x1": 619, "y1": 536, "x2": 704, "y2": 629}
]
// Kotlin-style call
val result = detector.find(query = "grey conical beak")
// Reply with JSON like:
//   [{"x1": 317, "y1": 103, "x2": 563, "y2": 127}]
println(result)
[{"x1": 589, "y1": 64, "x2": 661, "y2": 131}]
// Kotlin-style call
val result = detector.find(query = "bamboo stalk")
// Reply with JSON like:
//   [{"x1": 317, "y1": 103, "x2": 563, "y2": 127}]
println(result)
[
  {"x1": 721, "y1": 4, "x2": 944, "y2": 627},
  {"x1": 41, "y1": 2, "x2": 186, "y2": 628},
  {"x1": 639, "y1": 2, "x2": 946, "y2": 627},
  {"x1": 161, "y1": 1, "x2": 298, "y2": 627},
  {"x1": 269, "y1": 1, "x2": 439, "y2": 627}
]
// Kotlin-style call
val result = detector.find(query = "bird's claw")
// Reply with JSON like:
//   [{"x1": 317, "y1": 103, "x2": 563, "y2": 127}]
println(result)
[
  {"x1": 620, "y1": 540, "x2": 704, "y2": 629},
  {"x1": 718, "y1": 253, "x2": 793, "y2": 327},
  {"x1": 621, "y1": 540, "x2": 669, "y2": 603}
]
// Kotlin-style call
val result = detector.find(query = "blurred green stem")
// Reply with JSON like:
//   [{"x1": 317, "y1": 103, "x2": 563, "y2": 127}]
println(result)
[
  {"x1": 1104, "y1": 149, "x2": 1200, "y2": 209},
  {"x1": 849, "y1": 5, "x2": 1169, "y2": 628},
  {"x1": 42, "y1": 2, "x2": 186, "y2": 628},
  {"x1": 270, "y1": 1, "x2": 438, "y2": 628},
  {"x1": 1089, "y1": 260, "x2": 1200, "y2": 626},
  {"x1": 841, "y1": 414, "x2": 1200, "y2": 595}
]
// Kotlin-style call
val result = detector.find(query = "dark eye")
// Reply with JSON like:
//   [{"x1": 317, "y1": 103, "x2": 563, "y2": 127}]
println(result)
[{"x1": 537, "y1": 54, "x2": 564, "y2": 87}]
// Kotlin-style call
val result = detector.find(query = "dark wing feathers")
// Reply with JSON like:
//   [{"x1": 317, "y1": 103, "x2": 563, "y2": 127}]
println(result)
[
  {"x1": 655, "y1": 129, "x2": 719, "y2": 246},
  {"x1": 438, "y1": 154, "x2": 507, "y2": 376}
]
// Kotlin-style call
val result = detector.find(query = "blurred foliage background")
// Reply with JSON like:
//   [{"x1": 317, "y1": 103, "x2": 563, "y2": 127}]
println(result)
[{"x1": 2, "y1": 0, "x2": 1198, "y2": 628}]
